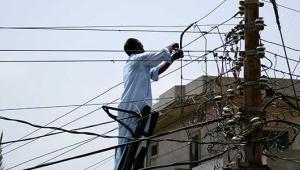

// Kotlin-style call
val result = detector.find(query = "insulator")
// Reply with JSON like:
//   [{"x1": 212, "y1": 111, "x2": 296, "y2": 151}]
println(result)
[
  {"x1": 235, "y1": 112, "x2": 242, "y2": 119},
  {"x1": 237, "y1": 30, "x2": 245, "y2": 39},
  {"x1": 239, "y1": 0, "x2": 245, "y2": 6},
  {"x1": 255, "y1": 17, "x2": 265, "y2": 30},
  {"x1": 259, "y1": 2, "x2": 264, "y2": 7},
  {"x1": 239, "y1": 20, "x2": 245, "y2": 29},
  {"x1": 223, "y1": 106, "x2": 231, "y2": 112},
  {"x1": 227, "y1": 119, "x2": 236, "y2": 125},
  {"x1": 227, "y1": 89, "x2": 235, "y2": 98},
  {"x1": 257, "y1": 45, "x2": 265, "y2": 58},
  {"x1": 235, "y1": 60, "x2": 243, "y2": 67},
  {"x1": 234, "y1": 65, "x2": 241, "y2": 72},
  {"x1": 239, "y1": 6, "x2": 245, "y2": 15},
  {"x1": 214, "y1": 95, "x2": 222, "y2": 101},
  {"x1": 259, "y1": 76, "x2": 268, "y2": 83},
  {"x1": 238, "y1": 56, "x2": 244, "y2": 62},
  {"x1": 239, "y1": 51, "x2": 245, "y2": 57},
  {"x1": 237, "y1": 85, "x2": 243, "y2": 90},
  {"x1": 232, "y1": 34, "x2": 239, "y2": 44},
  {"x1": 232, "y1": 135, "x2": 244, "y2": 142},
  {"x1": 227, "y1": 88, "x2": 234, "y2": 94},
  {"x1": 260, "y1": 82, "x2": 271, "y2": 89},
  {"x1": 250, "y1": 117, "x2": 261, "y2": 123},
  {"x1": 250, "y1": 117, "x2": 262, "y2": 127}
]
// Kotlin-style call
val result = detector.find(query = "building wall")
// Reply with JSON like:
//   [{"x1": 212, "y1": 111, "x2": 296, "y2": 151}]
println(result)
[
  {"x1": 147, "y1": 119, "x2": 191, "y2": 170},
  {"x1": 148, "y1": 76, "x2": 300, "y2": 169}
]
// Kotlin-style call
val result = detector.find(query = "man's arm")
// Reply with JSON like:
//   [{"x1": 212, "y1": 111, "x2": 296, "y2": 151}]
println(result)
[{"x1": 158, "y1": 49, "x2": 184, "y2": 75}]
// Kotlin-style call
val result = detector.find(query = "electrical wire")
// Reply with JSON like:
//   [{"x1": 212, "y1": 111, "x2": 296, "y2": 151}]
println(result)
[
  {"x1": 262, "y1": 0, "x2": 300, "y2": 13},
  {"x1": 270, "y1": 0, "x2": 299, "y2": 111},
  {"x1": 0, "y1": 59, "x2": 231, "y2": 63},
  {"x1": 0, "y1": 27, "x2": 227, "y2": 34},
  {"x1": 84, "y1": 155, "x2": 114, "y2": 170},
  {"x1": 140, "y1": 148, "x2": 229, "y2": 170},
  {"x1": 6, "y1": 127, "x2": 117, "y2": 170},
  {"x1": 2, "y1": 82, "x2": 122, "y2": 150},
  {"x1": 0, "y1": 24, "x2": 236, "y2": 29},
  {"x1": 261, "y1": 39, "x2": 300, "y2": 52},
  {"x1": 0, "y1": 115, "x2": 129, "y2": 140},
  {"x1": 0, "y1": 49, "x2": 230, "y2": 53},
  {"x1": 23, "y1": 117, "x2": 229, "y2": 169}
]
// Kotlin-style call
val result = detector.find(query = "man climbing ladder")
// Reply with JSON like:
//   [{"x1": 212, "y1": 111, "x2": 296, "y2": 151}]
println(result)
[{"x1": 115, "y1": 38, "x2": 184, "y2": 169}]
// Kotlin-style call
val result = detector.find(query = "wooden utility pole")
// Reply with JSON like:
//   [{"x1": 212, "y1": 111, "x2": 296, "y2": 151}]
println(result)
[{"x1": 244, "y1": 0, "x2": 263, "y2": 169}]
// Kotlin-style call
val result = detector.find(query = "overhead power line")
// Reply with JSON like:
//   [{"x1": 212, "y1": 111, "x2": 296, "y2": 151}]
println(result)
[
  {"x1": 84, "y1": 155, "x2": 114, "y2": 170},
  {"x1": 23, "y1": 117, "x2": 228, "y2": 170},
  {"x1": 0, "y1": 59, "x2": 231, "y2": 63},
  {"x1": 262, "y1": 0, "x2": 300, "y2": 13},
  {"x1": 140, "y1": 148, "x2": 228, "y2": 170},
  {"x1": 3, "y1": 83, "x2": 122, "y2": 151},
  {"x1": 0, "y1": 24, "x2": 236, "y2": 29},
  {"x1": 0, "y1": 49, "x2": 229, "y2": 53},
  {"x1": 0, "y1": 27, "x2": 226, "y2": 34},
  {"x1": 0, "y1": 116, "x2": 128, "y2": 140},
  {"x1": 261, "y1": 39, "x2": 300, "y2": 52}
]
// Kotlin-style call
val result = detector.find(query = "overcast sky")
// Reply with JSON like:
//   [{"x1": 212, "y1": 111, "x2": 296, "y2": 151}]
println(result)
[{"x1": 0, "y1": 0, "x2": 299, "y2": 169}]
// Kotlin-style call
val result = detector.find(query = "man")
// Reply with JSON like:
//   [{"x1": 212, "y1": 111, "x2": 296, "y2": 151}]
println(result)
[{"x1": 115, "y1": 38, "x2": 184, "y2": 169}]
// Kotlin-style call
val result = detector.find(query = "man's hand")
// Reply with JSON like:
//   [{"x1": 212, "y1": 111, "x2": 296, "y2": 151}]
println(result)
[
  {"x1": 158, "y1": 49, "x2": 183, "y2": 75},
  {"x1": 171, "y1": 49, "x2": 184, "y2": 62},
  {"x1": 166, "y1": 43, "x2": 179, "y2": 53}
]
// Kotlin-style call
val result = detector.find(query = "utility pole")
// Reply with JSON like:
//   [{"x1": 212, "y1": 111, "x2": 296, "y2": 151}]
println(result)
[{"x1": 243, "y1": 0, "x2": 263, "y2": 169}]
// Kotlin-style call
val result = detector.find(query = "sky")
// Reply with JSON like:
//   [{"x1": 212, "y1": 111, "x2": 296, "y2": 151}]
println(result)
[{"x1": 0, "y1": 0, "x2": 299, "y2": 169}]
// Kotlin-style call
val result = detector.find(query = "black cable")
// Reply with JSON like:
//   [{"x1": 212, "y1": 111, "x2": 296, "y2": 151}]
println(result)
[
  {"x1": 7, "y1": 128, "x2": 118, "y2": 170},
  {"x1": 194, "y1": 0, "x2": 228, "y2": 23},
  {"x1": 84, "y1": 154, "x2": 114, "y2": 170},
  {"x1": 140, "y1": 148, "x2": 228, "y2": 170},
  {"x1": 183, "y1": 12, "x2": 239, "y2": 49},
  {"x1": 0, "y1": 27, "x2": 226, "y2": 34},
  {"x1": 270, "y1": 0, "x2": 299, "y2": 111},
  {"x1": 23, "y1": 117, "x2": 228, "y2": 170},
  {"x1": 3, "y1": 82, "x2": 122, "y2": 151},
  {"x1": 6, "y1": 137, "x2": 96, "y2": 170},
  {"x1": 5, "y1": 15, "x2": 240, "y2": 162},
  {"x1": 262, "y1": 0, "x2": 300, "y2": 13},
  {"x1": 3, "y1": 94, "x2": 197, "y2": 146},
  {"x1": 264, "y1": 153, "x2": 300, "y2": 165},
  {"x1": 0, "y1": 59, "x2": 230, "y2": 63},
  {"x1": 0, "y1": 49, "x2": 228, "y2": 53},
  {"x1": 0, "y1": 24, "x2": 236, "y2": 29},
  {"x1": 262, "y1": 64, "x2": 300, "y2": 78},
  {"x1": 7, "y1": 138, "x2": 95, "y2": 169},
  {"x1": 0, "y1": 95, "x2": 191, "y2": 113},
  {"x1": 7, "y1": 128, "x2": 116, "y2": 169},
  {"x1": 1, "y1": 118, "x2": 126, "y2": 145},
  {"x1": 0, "y1": 116, "x2": 129, "y2": 140},
  {"x1": 39, "y1": 137, "x2": 97, "y2": 166},
  {"x1": 261, "y1": 39, "x2": 300, "y2": 52},
  {"x1": 266, "y1": 51, "x2": 299, "y2": 63}
]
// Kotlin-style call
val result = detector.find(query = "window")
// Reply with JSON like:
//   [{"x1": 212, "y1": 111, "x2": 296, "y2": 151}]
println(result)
[
  {"x1": 151, "y1": 143, "x2": 158, "y2": 157},
  {"x1": 190, "y1": 135, "x2": 200, "y2": 168}
]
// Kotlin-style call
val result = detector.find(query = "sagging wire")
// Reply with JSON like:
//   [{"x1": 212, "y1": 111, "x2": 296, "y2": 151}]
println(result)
[
  {"x1": 0, "y1": 116, "x2": 129, "y2": 140},
  {"x1": 2, "y1": 82, "x2": 123, "y2": 150},
  {"x1": 270, "y1": 0, "x2": 300, "y2": 111},
  {"x1": 23, "y1": 117, "x2": 229, "y2": 170}
]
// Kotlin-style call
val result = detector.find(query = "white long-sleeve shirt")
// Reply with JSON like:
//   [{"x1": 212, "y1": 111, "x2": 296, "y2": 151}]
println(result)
[{"x1": 115, "y1": 48, "x2": 172, "y2": 168}]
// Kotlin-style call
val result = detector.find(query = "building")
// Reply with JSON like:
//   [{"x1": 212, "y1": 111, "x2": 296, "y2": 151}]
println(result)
[{"x1": 145, "y1": 75, "x2": 300, "y2": 170}]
